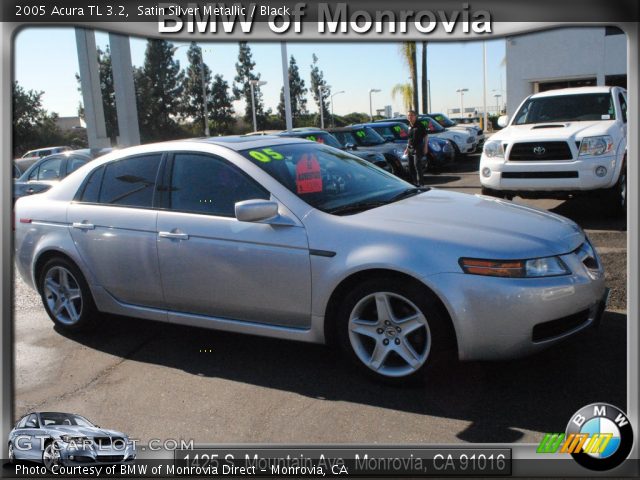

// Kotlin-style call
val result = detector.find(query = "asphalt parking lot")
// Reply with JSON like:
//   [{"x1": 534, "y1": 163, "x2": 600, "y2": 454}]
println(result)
[{"x1": 12, "y1": 152, "x2": 627, "y2": 446}]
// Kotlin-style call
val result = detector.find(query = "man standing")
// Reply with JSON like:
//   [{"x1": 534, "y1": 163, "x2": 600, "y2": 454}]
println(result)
[{"x1": 403, "y1": 110, "x2": 428, "y2": 186}]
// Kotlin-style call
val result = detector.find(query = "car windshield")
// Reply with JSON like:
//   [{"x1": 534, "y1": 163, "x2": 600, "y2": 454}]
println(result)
[
  {"x1": 295, "y1": 132, "x2": 343, "y2": 149},
  {"x1": 241, "y1": 143, "x2": 420, "y2": 214},
  {"x1": 513, "y1": 93, "x2": 615, "y2": 124},
  {"x1": 333, "y1": 127, "x2": 386, "y2": 147},
  {"x1": 40, "y1": 412, "x2": 94, "y2": 427},
  {"x1": 418, "y1": 117, "x2": 445, "y2": 133},
  {"x1": 430, "y1": 113, "x2": 456, "y2": 128},
  {"x1": 370, "y1": 124, "x2": 409, "y2": 141}
]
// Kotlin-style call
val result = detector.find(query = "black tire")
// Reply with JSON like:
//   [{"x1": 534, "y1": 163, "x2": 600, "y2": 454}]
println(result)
[
  {"x1": 481, "y1": 187, "x2": 504, "y2": 198},
  {"x1": 608, "y1": 162, "x2": 626, "y2": 216},
  {"x1": 42, "y1": 440, "x2": 61, "y2": 471},
  {"x1": 38, "y1": 257, "x2": 98, "y2": 331},
  {"x1": 335, "y1": 278, "x2": 456, "y2": 385},
  {"x1": 451, "y1": 142, "x2": 462, "y2": 158}
]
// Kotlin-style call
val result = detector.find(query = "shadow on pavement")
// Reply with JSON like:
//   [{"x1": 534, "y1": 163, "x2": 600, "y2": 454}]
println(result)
[
  {"x1": 55, "y1": 310, "x2": 627, "y2": 443},
  {"x1": 550, "y1": 197, "x2": 626, "y2": 232}
]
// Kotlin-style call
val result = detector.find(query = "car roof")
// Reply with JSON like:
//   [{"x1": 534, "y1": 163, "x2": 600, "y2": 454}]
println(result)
[
  {"x1": 326, "y1": 126, "x2": 370, "y2": 132},
  {"x1": 362, "y1": 121, "x2": 406, "y2": 127},
  {"x1": 182, "y1": 135, "x2": 310, "y2": 151},
  {"x1": 530, "y1": 86, "x2": 614, "y2": 98}
]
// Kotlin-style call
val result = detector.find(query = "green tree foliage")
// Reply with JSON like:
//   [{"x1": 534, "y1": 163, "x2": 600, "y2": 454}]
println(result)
[
  {"x1": 75, "y1": 46, "x2": 118, "y2": 143},
  {"x1": 210, "y1": 74, "x2": 235, "y2": 135},
  {"x1": 233, "y1": 42, "x2": 265, "y2": 127},
  {"x1": 12, "y1": 82, "x2": 63, "y2": 157},
  {"x1": 181, "y1": 42, "x2": 213, "y2": 135},
  {"x1": 399, "y1": 42, "x2": 419, "y2": 111},
  {"x1": 278, "y1": 55, "x2": 307, "y2": 121},
  {"x1": 391, "y1": 83, "x2": 414, "y2": 111},
  {"x1": 134, "y1": 39, "x2": 185, "y2": 142},
  {"x1": 309, "y1": 54, "x2": 329, "y2": 123}
]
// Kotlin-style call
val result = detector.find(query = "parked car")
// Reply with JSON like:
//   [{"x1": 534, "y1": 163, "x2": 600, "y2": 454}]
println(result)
[
  {"x1": 14, "y1": 136, "x2": 608, "y2": 383},
  {"x1": 430, "y1": 112, "x2": 485, "y2": 148},
  {"x1": 8, "y1": 412, "x2": 135, "y2": 470},
  {"x1": 362, "y1": 121, "x2": 455, "y2": 172},
  {"x1": 479, "y1": 86, "x2": 627, "y2": 213},
  {"x1": 14, "y1": 157, "x2": 40, "y2": 177},
  {"x1": 275, "y1": 128, "x2": 394, "y2": 174},
  {"x1": 382, "y1": 116, "x2": 477, "y2": 156},
  {"x1": 327, "y1": 125, "x2": 407, "y2": 178},
  {"x1": 14, "y1": 148, "x2": 111, "y2": 203},
  {"x1": 20, "y1": 146, "x2": 72, "y2": 160}
]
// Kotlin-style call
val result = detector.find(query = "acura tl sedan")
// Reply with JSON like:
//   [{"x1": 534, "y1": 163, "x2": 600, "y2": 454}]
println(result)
[
  {"x1": 14, "y1": 136, "x2": 608, "y2": 383},
  {"x1": 8, "y1": 412, "x2": 135, "y2": 470}
]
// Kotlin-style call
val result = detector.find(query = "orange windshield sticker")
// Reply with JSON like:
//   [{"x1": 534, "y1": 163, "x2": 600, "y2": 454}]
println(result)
[{"x1": 296, "y1": 154, "x2": 323, "y2": 194}]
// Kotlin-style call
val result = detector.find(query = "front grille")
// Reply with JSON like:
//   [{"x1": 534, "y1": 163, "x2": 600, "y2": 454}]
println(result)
[
  {"x1": 532, "y1": 309, "x2": 591, "y2": 342},
  {"x1": 94, "y1": 437, "x2": 111, "y2": 447},
  {"x1": 96, "y1": 455, "x2": 125, "y2": 463},
  {"x1": 508, "y1": 141, "x2": 573, "y2": 161},
  {"x1": 502, "y1": 171, "x2": 579, "y2": 179}
]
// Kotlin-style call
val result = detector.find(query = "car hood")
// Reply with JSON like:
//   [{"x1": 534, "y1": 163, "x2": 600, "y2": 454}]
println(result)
[
  {"x1": 46, "y1": 426, "x2": 126, "y2": 438},
  {"x1": 342, "y1": 189, "x2": 584, "y2": 259},
  {"x1": 495, "y1": 121, "x2": 615, "y2": 142}
]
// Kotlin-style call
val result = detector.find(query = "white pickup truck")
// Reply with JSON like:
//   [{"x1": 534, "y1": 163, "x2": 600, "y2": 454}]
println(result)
[{"x1": 480, "y1": 86, "x2": 627, "y2": 213}]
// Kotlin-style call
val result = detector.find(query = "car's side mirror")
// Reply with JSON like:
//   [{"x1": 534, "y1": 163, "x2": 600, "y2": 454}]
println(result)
[
  {"x1": 345, "y1": 143, "x2": 357, "y2": 151},
  {"x1": 497, "y1": 115, "x2": 509, "y2": 128},
  {"x1": 235, "y1": 199, "x2": 279, "y2": 223}
]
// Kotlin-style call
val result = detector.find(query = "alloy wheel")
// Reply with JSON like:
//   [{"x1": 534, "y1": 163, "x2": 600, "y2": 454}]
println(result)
[
  {"x1": 43, "y1": 266, "x2": 83, "y2": 326},
  {"x1": 42, "y1": 442, "x2": 60, "y2": 471}
]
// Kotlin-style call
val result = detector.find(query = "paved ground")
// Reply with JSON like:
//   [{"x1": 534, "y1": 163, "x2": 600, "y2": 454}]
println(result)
[{"x1": 12, "y1": 153, "x2": 627, "y2": 446}]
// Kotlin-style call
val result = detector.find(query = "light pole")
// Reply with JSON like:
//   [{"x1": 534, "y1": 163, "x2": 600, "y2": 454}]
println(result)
[
  {"x1": 330, "y1": 90, "x2": 344, "y2": 127},
  {"x1": 369, "y1": 88, "x2": 381, "y2": 121},
  {"x1": 318, "y1": 84, "x2": 331, "y2": 129},
  {"x1": 172, "y1": 43, "x2": 210, "y2": 136},
  {"x1": 494, "y1": 94, "x2": 502, "y2": 114},
  {"x1": 456, "y1": 88, "x2": 469, "y2": 118},
  {"x1": 249, "y1": 79, "x2": 267, "y2": 132}
]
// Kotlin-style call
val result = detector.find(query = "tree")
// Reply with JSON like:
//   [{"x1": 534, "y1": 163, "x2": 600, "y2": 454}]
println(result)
[
  {"x1": 421, "y1": 41, "x2": 428, "y2": 113},
  {"x1": 233, "y1": 42, "x2": 265, "y2": 127},
  {"x1": 399, "y1": 42, "x2": 419, "y2": 111},
  {"x1": 134, "y1": 39, "x2": 185, "y2": 142},
  {"x1": 309, "y1": 54, "x2": 329, "y2": 124},
  {"x1": 181, "y1": 42, "x2": 213, "y2": 135},
  {"x1": 391, "y1": 83, "x2": 414, "y2": 111},
  {"x1": 210, "y1": 74, "x2": 235, "y2": 134},
  {"x1": 12, "y1": 81, "x2": 61, "y2": 156},
  {"x1": 278, "y1": 55, "x2": 307, "y2": 121}
]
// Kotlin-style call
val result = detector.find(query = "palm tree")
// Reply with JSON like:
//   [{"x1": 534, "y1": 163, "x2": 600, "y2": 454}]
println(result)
[
  {"x1": 399, "y1": 42, "x2": 419, "y2": 111},
  {"x1": 392, "y1": 83, "x2": 414, "y2": 111},
  {"x1": 421, "y1": 41, "x2": 428, "y2": 113}
]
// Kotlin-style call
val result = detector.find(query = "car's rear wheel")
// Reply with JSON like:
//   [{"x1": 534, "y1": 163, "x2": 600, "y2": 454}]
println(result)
[
  {"x1": 42, "y1": 441, "x2": 61, "y2": 471},
  {"x1": 38, "y1": 257, "x2": 98, "y2": 331},
  {"x1": 336, "y1": 278, "x2": 455, "y2": 384}
]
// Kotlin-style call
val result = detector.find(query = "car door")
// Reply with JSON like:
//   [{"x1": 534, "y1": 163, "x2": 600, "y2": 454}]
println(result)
[
  {"x1": 156, "y1": 151, "x2": 311, "y2": 328},
  {"x1": 67, "y1": 153, "x2": 165, "y2": 308}
]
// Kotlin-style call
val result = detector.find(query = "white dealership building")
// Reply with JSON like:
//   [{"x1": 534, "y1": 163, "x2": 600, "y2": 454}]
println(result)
[{"x1": 505, "y1": 27, "x2": 627, "y2": 116}]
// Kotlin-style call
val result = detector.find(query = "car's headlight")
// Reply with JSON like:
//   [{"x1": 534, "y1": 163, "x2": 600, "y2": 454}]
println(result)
[
  {"x1": 483, "y1": 140, "x2": 505, "y2": 158},
  {"x1": 60, "y1": 435, "x2": 90, "y2": 445},
  {"x1": 393, "y1": 148, "x2": 404, "y2": 158},
  {"x1": 429, "y1": 140, "x2": 442, "y2": 152},
  {"x1": 578, "y1": 136, "x2": 614, "y2": 156},
  {"x1": 459, "y1": 256, "x2": 570, "y2": 278}
]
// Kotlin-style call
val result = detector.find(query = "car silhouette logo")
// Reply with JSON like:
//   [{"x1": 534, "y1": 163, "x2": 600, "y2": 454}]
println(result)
[{"x1": 533, "y1": 146, "x2": 546, "y2": 155}]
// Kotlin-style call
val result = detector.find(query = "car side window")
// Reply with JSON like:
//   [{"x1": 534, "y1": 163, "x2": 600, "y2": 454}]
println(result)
[
  {"x1": 16, "y1": 416, "x2": 28, "y2": 428},
  {"x1": 618, "y1": 93, "x2": 627, "y2": 123},
  {"x1": 25, "y1": 414, "x2": 38, "y2": 428},
  {"x1": 169, "y1": 153, "x2": 269, "y2": 217},
  {"x1": 33, "y1": 157, "x2": 63, "y2": 181},
  {"x1": 98, "y1": 154, "x2": 162, "y2": 208},
  {"x1": 67, "y1": 157, "x2": 88, "y2": 175}
]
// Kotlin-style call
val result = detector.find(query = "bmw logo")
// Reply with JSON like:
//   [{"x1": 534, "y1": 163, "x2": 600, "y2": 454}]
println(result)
[{"x1": 565, "y1": 403, "x2": 633, "y2": 471}]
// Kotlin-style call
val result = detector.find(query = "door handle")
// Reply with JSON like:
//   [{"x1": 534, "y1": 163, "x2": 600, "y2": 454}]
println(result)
[
  {"x1": 158, "y1": 231, "x2": 189, "y2": 240},
  {"x1": 72, "y1": 222, "x2": 95, "y2": 230}
]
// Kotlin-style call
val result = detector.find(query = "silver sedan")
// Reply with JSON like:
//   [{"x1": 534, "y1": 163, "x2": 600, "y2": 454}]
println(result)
[{"x1": 14, "y1": 136, "x2": 608, "y2": 383}]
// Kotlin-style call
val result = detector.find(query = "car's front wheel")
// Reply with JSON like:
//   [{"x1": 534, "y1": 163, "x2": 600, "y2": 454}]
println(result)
[
  {"x1": 38, "y1": 257, "x2": 98, "y2": 331},
  {"x1": 8, "y1": 442, "x2": 15, "y2": 464},
  {"x1": 336, "y1": 279, "x2": 455, "y2": 384},
  {"x1": 42, "y1": 441, "x2": 61, "y2": 471}
]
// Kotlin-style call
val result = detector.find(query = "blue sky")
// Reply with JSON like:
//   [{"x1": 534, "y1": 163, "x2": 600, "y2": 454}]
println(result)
[{"x1": 14, "y1": 27, "x2": 505, "y2": 119}]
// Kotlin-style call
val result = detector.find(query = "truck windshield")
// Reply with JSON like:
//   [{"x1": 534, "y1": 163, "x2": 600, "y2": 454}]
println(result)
[{"x1": 514, "y1": 93, "x2": 615, "y2": 124}]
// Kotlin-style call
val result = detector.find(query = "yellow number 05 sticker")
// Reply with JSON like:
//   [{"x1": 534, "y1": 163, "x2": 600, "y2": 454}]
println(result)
[{"x1": 248, "y1": 148, "x2": 284, "y2": 163}]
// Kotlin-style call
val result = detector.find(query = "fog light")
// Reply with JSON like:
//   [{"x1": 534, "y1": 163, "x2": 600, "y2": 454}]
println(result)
[
  {"x1": 69, "y1": 455, "x2": 75, "y2": 461},
  {"x1": 481, "y1": 167, "x2": 491, "y2": 178},
  {"x1": 595, "y1": 166, "x2": 607, "y2": 177}
]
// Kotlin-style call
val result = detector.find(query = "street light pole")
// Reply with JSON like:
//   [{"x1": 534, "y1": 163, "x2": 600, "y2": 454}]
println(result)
[
  {"x1": 318, "y1": 84, "x2": 331, "y2": 129},
  {"x1": 249, "y1": 79, "x2": 267, "y2": 132},
  {"x1": 198, "y1": 47, "x2": 210, "y2": 137},
  {"x1": 369, "y1": 88, "x2": 381, "y2": 121},
  {"x1": 494, "y1": 94, "x2": 502, "y2": 114},
  {"x1": 330, "y1": 90, "x2": 344, "y2": 127},
  {"x1": 456, "y1": 88, "x2": 469, "y2": 118}
]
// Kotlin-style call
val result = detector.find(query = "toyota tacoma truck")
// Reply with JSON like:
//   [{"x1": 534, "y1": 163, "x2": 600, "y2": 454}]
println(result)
[{"x1": 479, "y1": 86, "x2": 627, "y2": 213}]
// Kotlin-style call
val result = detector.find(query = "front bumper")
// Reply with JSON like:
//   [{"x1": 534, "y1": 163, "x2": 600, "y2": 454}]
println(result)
[
  {"x1": 59, "y1": 445, "x2": 136, "y2": 465},
  {"x1": 424, "y1": 250, "x2": 606, "y2": 361}
]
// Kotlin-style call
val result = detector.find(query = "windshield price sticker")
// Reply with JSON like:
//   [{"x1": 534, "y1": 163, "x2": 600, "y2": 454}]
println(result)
[
  {"x1": 173, "y1": 448, "x2": 511, "y2": 476},
  {"x1": 248, "y1": 148, "x2": 284, "y2": 163},
  {"x1": 356, "y1": 130, "x2": 366, "y2": 138},
  {"x1": 296, "y1": 154, "x2": 323, "y2": 194}
]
